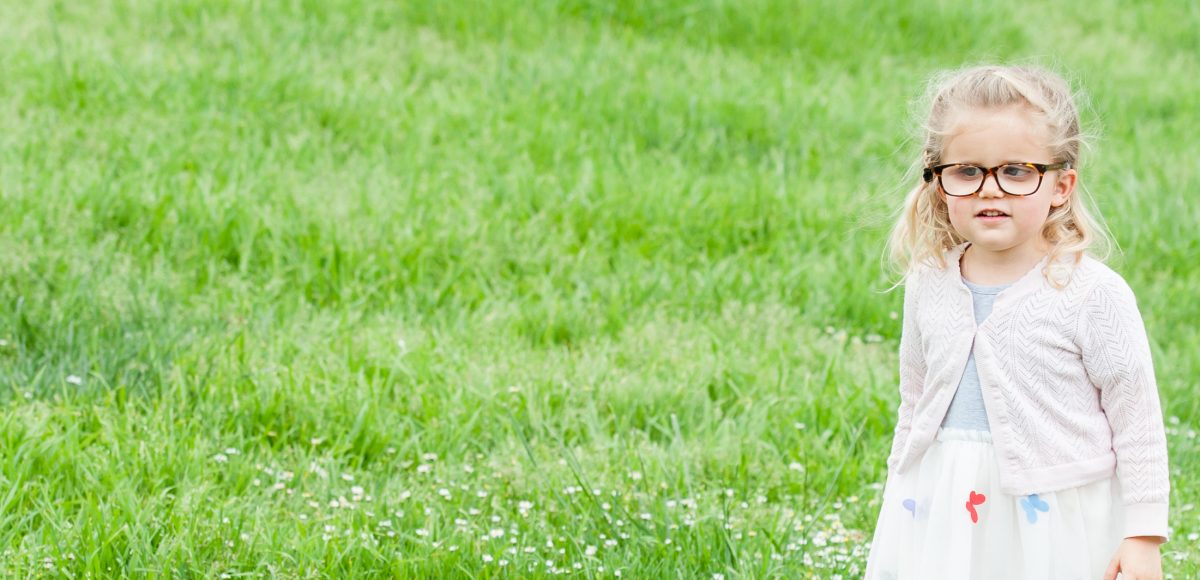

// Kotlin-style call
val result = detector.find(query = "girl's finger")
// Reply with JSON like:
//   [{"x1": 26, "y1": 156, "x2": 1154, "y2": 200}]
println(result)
[{"x1": 1102, "y1": 555, "x2": 1120, "y2": 580}]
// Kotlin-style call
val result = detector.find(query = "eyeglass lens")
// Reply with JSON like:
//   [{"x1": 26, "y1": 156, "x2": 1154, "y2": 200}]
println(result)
[{"x1": 941, "y1": 164, "x2": 1041, "y2": 196}]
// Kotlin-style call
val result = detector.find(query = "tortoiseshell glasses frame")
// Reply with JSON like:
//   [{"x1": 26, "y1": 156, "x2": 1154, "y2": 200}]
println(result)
[{"x1": 922, "y1": 161, "x2": 1072, "y2": 197}]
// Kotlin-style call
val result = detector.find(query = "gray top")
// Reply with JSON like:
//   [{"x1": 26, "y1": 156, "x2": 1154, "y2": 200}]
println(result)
[{"x1": 939, "y1": 278, "x2": 1012, "y2": 432}]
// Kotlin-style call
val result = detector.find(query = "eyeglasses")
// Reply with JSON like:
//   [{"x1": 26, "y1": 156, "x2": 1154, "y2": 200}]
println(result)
[{"x1": 922, "y1": 162, "x2": 1071, "y2": 197}]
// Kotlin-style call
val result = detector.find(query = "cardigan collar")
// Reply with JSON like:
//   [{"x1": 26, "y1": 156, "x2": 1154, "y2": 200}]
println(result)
[{"x1": 944, "y1": 242, "x2": 1054, "y2": 296}]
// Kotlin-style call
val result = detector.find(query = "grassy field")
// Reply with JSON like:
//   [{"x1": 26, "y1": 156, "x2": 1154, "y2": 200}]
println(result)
[{"x1": 1, "y1": 0, "x2": 1198, "y2": 576}]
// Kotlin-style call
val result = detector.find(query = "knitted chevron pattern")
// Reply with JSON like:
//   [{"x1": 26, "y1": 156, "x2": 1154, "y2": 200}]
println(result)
[{"x1": 884, "y1": 243, "x2": 1170, "y2": 539}]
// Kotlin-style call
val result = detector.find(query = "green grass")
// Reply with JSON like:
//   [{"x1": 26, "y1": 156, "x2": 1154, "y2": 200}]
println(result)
[{"x1": 0, "y1": 0, "x2": 1198, "y2": 576}]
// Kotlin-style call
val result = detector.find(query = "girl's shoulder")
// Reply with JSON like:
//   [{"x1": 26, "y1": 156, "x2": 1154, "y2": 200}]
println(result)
[
  {"x1": 1069, "y1": 254, "x2": 1142, "y2": 306},
  {"x1": 905, "y1": 242, "x2": 966, "y2": 285}
]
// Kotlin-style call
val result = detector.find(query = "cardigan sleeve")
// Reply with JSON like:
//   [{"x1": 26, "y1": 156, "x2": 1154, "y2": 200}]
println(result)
[
  {"x1": 886, "y1": 275, "x2": 926, "y2": 475},
  {"x1": 1079, "y1": 275, "x2": 1171, "y2": 542}
]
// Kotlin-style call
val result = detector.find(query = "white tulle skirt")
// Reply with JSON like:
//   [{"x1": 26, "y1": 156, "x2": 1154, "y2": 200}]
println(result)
[{"x1": 864, "y1": 428, "x2": 1125, "y2": 580}]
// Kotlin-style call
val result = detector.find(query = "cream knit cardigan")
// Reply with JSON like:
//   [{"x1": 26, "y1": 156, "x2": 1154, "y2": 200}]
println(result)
[{"x1": 887, "y1": 242, "x2": 1170, "y2": 541}]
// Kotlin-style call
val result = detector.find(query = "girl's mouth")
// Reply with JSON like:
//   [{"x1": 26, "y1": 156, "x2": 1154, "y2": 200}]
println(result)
[{"x1": 976, "y1": 209, "x2": 1010, "y2": 222}]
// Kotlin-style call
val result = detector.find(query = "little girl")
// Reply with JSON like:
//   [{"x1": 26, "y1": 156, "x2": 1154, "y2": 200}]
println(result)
[{"x1": 864, "y1": 65, "x2": 1170, "y2": 580}]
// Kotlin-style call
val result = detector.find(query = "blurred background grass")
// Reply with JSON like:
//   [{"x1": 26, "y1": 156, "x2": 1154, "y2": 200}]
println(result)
[{"x1": 0, "y1": 0, "x2": 1197, "y2": 576}]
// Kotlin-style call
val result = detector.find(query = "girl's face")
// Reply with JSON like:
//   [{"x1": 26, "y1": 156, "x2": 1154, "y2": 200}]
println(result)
[{"x1": 938, "y1": 105, "x2": 1076, "y2": 262}]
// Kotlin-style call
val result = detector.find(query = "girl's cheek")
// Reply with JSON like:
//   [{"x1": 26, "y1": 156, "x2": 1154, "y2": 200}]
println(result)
[{"x1": 948, "y1": 204, "x2": 971, "y2": 223}]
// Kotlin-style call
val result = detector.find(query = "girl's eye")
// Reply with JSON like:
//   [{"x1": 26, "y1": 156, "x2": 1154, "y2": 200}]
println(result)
[{"x1": 1001, "y1": 164, "x2": 1036, "y2": 180}]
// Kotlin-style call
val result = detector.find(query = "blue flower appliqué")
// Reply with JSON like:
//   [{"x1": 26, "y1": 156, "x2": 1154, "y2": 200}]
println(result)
[{"x1": 1020, "y1": 493, "x2": 1050, "y2": 523}]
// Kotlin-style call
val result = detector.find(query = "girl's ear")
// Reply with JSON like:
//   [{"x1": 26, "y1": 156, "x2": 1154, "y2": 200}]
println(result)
[{"x1": 1050, "y1": 168, "x2": 1077, "y2": 208}]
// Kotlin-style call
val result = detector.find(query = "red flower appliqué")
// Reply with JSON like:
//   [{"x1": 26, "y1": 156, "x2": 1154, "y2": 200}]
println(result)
[{"x1": 965, "y1": 491, "x2": 986, "y2": 523}]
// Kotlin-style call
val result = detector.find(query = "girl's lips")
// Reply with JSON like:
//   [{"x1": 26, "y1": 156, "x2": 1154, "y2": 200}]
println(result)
[{"x1": 976, "y1": 215, "x2": 1010, "y2": 222}]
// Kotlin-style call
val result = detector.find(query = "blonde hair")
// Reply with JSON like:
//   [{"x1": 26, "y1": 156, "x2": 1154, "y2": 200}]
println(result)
[{"x1": 886, "y1": 64, "x2": 1114, "y2": 288}]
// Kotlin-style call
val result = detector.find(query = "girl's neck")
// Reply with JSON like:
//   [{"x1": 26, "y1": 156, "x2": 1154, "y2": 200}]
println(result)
[{"x1": 959, "y1": 242, "x2": 1049, "y2": 286}]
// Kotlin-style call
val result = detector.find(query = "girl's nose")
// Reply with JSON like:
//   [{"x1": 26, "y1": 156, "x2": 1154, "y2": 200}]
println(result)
[{"x1": 978, "y1": 173, "x2": 1004, "y2": 197}]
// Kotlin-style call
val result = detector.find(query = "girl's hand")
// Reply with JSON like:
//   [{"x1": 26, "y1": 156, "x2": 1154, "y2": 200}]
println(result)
[{"x1": 1103, "y1": 536, "x2": 1163, "y2": 580}]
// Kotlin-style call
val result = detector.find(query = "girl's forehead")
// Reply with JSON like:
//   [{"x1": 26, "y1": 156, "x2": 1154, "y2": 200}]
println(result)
[{"x1": 942, "y1": 105, "x2": 1054, "y2": 162}]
